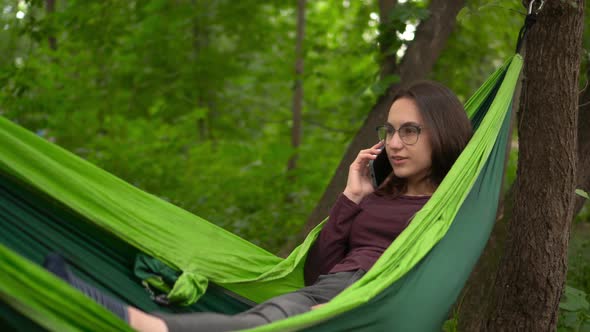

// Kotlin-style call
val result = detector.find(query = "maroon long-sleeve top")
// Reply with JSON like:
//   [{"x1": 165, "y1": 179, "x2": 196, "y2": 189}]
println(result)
[{"x1": 304, "y1": 193, "x2": 430, "y2": 285}]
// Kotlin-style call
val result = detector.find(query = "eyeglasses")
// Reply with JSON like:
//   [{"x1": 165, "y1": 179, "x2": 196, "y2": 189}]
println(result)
[{"x1": 376, "y1": 124, "x2": 424, "y2": 145}]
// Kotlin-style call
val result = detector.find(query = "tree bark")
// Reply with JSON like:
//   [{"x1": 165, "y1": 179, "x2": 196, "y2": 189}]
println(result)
[
  {"x1": 279, "y1": 0, "x2": 465, "y2": 255},
  {"x1": 287, "y1": 0, "x2": 306, "y2": 177},
  {"x1": 397, "y1": 0, "x2": 465, "y2": 83},
  {"x1": 483, "y1": 2, "x2": 584, "y2": 331}
]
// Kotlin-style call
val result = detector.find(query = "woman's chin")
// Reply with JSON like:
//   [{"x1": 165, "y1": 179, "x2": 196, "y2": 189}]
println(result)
[{"x1": 392, "y1": 169, "x2": 408, "y2": 179}]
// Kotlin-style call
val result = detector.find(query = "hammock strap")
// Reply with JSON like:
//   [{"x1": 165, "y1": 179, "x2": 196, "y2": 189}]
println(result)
[{"x1": 515, "y1": 0, "x2": 544, "y2": 53}]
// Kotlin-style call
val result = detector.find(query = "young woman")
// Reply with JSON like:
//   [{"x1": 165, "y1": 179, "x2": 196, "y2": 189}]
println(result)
[{"x1": 44, "y1": 80, "x2": 472, "y2": 332}]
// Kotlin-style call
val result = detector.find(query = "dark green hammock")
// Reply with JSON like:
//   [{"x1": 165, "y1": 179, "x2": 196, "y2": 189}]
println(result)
[{"x1": 0, "y1": 55, "x2": 522, "y2": 331}]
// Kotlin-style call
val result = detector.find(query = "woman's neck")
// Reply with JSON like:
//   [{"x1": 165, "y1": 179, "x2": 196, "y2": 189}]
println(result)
[{"x1": 405, "y1": 179, "x2": 436, "y2": 196}]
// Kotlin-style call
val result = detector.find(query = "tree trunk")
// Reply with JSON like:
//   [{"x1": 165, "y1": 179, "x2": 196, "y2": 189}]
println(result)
[
  {"x1": 46, "y1": 0, "x2": 57, "y2": 51},
  {"x1": 483, "y1": 2, "x2": 584, "y2": 331},
  {"x1": 287, "y1": 0, "x2": 306, "y2": 177},
  {"x1": 279, "y1": 0, "x2": 465, "y2": 256},
  {"x1": 192, "y1": 0, "x2": 210, "y2": 142}
]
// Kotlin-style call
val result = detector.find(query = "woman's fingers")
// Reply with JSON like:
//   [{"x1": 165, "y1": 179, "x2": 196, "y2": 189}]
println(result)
[
  {"x1": 366, "y1": 141, "x2": 385, "y2": 157},
  {"x1": 355, "y1": 149, "x2": 380, "y2": 163},
  {"x1": 350, "y1": 142, "x2": 384, "y2": 172},
  {"x1": 362, "y1": 161, "x2": 371, "y2": 177},
  {"x1": 372, "y1": 140, "x2": 385, "y2": 149},
  {"x1": 345, "y1": 144, "x2": 383, "y2": 203},
  {"x1": 360, "y1": 151, "x2": 378, "y2": 160},
  {"x1": 351, "y1": 155, "x2": 375, "y2": 171}
]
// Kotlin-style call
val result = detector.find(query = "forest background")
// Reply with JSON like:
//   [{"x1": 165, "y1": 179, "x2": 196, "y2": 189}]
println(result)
[{"x1": 1, "y1": 0, "x2": 589, "y2": 329}]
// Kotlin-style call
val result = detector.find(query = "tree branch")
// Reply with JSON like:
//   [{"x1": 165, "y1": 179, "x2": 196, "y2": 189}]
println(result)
[{"x1": 378, "y1": 0, "x2": 399, "y2": 78}]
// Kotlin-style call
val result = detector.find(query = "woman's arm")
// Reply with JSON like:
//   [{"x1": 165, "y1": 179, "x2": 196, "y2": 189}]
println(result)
[
  {"x1": 304, "y1": 142, "x2": 383, "y2": 285},
  {"x1": 304, "y1": 193, "x2": 362, "y2": 284}
]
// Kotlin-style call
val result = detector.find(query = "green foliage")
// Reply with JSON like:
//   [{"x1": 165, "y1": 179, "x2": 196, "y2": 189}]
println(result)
[
  {"x1": 568, "y1": 228, "x2": 590, "y2": 293},
  {"x1": 503, "y1": 144, "x2": 518, "y2": 193},
  {"x1": 378, "y1": 0, "x2": 429, "y2": 58},
  {"x1": 0, "y1": 0, "x2": 381, "y2": 253},
  {"x1": 442, "y1": 310, "x2": 459, "y2": 332},
  {"x1": 558, "y1": 285, "x2": 590, "y2": 331},
  {"x1": 576, "y1": 190, "x2": 590, "y2": 224},
  {"x1": 561, "y1": 286, "x2": 589, "y2": 312},
  {"x1": 576, "y1": 203, "x2": 590, "y2": 224},
  {"x1": 370, "y1": 73, "x2": 400, "y2": 96},
  {"x1": 576, "y1": 189, "x2": 590, "y2": 200},
  {"x1": 433, "y1": 0, "x2": 523, "y2": 101},
  {"x1": 562, "y1": 224, "x2": 590, "y2": 331}
]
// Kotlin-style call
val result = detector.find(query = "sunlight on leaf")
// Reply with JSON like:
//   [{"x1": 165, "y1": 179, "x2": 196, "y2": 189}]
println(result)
[{"x1": 576, "y1": 189, "x2": 590, "y2": 199}]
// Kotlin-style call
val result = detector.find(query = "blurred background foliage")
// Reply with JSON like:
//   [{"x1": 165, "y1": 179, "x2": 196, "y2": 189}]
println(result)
[
  {"x1": 0, "y1": 0, "x2": 534, "y2": 251},
  {"x1": 0, "y1": 2, "x2": 589, "y2": 327}
]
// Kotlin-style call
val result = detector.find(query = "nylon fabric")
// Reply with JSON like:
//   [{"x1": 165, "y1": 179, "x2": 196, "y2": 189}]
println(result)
[
  {"x1": 0, "y1": 244, "x2": 134, "y2": 332},
  {"x1": 0, "y1": 171, "x2": 253, "y2": 329}
]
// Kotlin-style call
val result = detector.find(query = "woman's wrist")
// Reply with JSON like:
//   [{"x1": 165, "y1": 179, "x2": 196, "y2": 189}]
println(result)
[{"x1": 342, "y1": 190, "x2": 363, "y2": 204}]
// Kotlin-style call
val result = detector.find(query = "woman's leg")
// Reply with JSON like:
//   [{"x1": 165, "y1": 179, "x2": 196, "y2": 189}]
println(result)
[
  {"x1": 43, "y1": 253, "x2": 128, "y2": 321},
  {"x1": 132, "y1": 270, "x2": 368, "y2": 332},
  {"x1": 153, "y1": 311, "x2": 268, "y2": 332},
  {"x1": 146, "y1": 274, "x2": 365, "y2": 332},
  {"x1": 43, "y1": 253, "x2": 364, "y2": 332}
]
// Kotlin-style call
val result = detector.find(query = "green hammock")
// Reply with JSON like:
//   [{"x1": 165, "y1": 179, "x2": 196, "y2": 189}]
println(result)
[{"x1": 0, "y1": 54, "x2": 522, "y2": 332}]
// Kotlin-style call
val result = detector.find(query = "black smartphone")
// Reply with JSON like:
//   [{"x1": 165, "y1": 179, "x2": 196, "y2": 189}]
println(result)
[{"x1": 369, "y1": 148, "x2": 392, "y2": 188}]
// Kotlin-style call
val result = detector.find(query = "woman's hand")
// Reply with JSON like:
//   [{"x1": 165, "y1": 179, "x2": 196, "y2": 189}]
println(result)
[{"x1": 343, "y1": 141, "x2": 384, "y2": 204}]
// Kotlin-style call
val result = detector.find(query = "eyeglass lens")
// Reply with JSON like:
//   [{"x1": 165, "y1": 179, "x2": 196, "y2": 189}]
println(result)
[{"x1": 377, "y1": 125, "x2": 420, "y2": 145}]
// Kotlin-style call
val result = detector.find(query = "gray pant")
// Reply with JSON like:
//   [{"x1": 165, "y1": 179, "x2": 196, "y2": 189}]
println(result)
[{"x1": 156, "y1": 269, "x2": 366, "y2": 332}]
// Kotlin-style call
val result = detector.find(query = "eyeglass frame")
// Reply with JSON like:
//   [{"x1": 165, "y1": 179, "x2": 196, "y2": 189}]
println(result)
[{"x1": 375, "y1": 123, "x2": 426, "y2": 146}]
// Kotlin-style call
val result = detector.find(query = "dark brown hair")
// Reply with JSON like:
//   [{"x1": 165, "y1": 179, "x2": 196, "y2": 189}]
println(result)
[{"x1": 375, "y1": 80, "x2": 473, "y2": 197}]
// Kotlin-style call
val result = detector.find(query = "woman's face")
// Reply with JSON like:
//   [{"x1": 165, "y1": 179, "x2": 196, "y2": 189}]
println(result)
[{"x1": 385, "y1": 97, "x2": 433, "y2": 185}]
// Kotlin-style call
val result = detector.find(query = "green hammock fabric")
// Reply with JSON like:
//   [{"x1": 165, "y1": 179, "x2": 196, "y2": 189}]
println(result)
[
  {"x1": 0, "y1": 169, "x2": 255, "y2": 313},
  {"x1": 0, "y1": 54, "x2": 522, "y2": 331},
  {"x1": 0, "y1": 170, "x2": 255, "y2": 331}
]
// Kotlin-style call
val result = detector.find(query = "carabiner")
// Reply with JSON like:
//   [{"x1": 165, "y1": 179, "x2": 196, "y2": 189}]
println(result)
[{"x1": 528, "y1": 0, "x2": 545, "y2": 15}]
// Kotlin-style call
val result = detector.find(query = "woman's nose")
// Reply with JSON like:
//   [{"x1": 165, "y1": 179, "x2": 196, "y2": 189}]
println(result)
[{"x1": 388, "y1": 131, "x2": 404, "y2": 149}]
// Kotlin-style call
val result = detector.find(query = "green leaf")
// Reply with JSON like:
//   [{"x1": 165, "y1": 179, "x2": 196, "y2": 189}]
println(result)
[
  {"x1": 576, "y1": 189, "x2": 590, "y2": 199},
  {"x1": 560, "y1": 285, "x2": 590, "y2": 312},
  {"x1": 193, "y1": 107, "x2": 209, "y2": 121},
  {"x1": 559, "y1": 311, "x2": 579, "y2": 329},
  {"x1": 370, "y1": 74, "x2": 400, "y2": 96},
  {"x1": 442, "y1": 317, "x2": 458, "y2": 332},
  {"x1": 148, "y1": 99, "x2": 166, "y2": 116}
]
